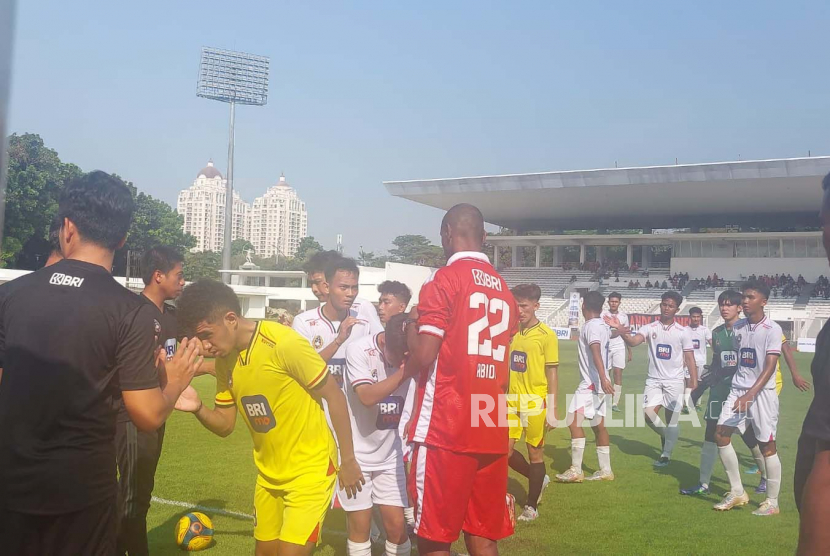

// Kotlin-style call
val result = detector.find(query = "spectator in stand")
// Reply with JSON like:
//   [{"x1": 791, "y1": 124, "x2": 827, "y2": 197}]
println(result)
[
  {"x1": 645, "y1": 280, "x2": 653, "y2": 289},
  {"x1": 661, "y1": 280, "x2": 668, "y2": 289}
]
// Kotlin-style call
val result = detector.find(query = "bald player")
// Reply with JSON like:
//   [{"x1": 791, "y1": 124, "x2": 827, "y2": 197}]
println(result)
[{"x1": 405, "y1": 204, "x2": 519, "y2": 556}]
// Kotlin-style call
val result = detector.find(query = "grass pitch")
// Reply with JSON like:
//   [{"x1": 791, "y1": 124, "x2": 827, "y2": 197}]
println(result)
[{"x1": 147, "y1": 343, "x2": 812, "y2": 554}]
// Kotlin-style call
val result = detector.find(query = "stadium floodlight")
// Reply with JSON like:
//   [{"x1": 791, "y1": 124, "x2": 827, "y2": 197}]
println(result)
[{"x1": 197, "y1": 47, "x2": 270, "y2": 281}]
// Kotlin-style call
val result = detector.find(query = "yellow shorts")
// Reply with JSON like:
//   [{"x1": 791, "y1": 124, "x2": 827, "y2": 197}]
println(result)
[
  {"x1": 507, "y1": 393, "x2": 547, "y2": 447},
  {"x1": 253, "y1": 474, "x2": 336, "y2": 545}
]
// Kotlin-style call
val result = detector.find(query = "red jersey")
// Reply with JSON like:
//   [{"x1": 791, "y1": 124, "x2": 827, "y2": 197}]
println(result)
[{"x1": 409, "y1": 251, "x2": 519, "y2": 454}]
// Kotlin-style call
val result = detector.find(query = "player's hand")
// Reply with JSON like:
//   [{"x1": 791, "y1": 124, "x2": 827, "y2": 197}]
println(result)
[
  {"x1": 732, "y1": 392, "x2": 755, "y2": 413},
  {"x1": 335, "y1": 317, "x2": 362, "y2": 346},
  {"x1": 688, "y1": 379, "x2": 698, "y2": 391},
  {"x1": 338, "y1": 457, "x2": 365, "y2": 499},
  {"x1": 166, "y1": 337, "x2": 203, "y2": 389},
  {"x1": 175, "y1": 385, "x2": 203, "y2": 413},
  {"x1": 603, "y1": 314, "x2": 620, "y2": 329},
  {"x1": 792, "y1": 374, "x2": 812, "y2": 392},
  {"x1": 627, "y1": 351, "x2": 633, "y2": 363},
  {"x1": 408, "y1": 305, "x2": 420, "y2": 322},
  {"x1": 601, "y1": 379, "x2": 615, "y2": 395}
]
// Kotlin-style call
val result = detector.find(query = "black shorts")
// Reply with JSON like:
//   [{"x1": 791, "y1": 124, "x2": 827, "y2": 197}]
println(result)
[{"x1": 0, "y1": 496, "x2": 116, "y2": 556}]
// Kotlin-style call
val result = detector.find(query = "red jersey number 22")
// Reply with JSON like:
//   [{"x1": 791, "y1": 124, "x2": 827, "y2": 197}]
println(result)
[{"x1": 467, "y1": 292, "x2": 511, "y2": 362}]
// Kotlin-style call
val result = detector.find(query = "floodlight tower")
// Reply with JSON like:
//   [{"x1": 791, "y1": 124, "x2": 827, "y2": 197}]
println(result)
[{"x1": 197, "y1": 47, "x2": 269, "y2": 281}]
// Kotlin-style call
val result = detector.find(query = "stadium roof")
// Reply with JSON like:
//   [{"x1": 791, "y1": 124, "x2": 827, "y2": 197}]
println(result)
[{"x1": 384, "y1": 156, "x2": 830, "y2": 231}]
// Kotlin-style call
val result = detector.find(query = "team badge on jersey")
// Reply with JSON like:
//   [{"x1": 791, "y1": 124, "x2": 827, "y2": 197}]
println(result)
[
  {"x1": 313, "y1": 335, "x2": 324, "y2": 349},
  {"x1": 656, "y1": 344, "x2": 672, "y2": 360},
  {"x1": 510, "y1": 351, "x2": 528, "y2": 373},
  {"x1": 240, "y1": 395, "x2": 276, "y2": 433},
  {"x1": 652, "y1": 332, "x2": 658, "y2": 340},
  {"x1": 377, "y1": 395, "x2": 404, "y2": 430},
  {"x1": 328, "y1": 358, "x2": 346, "y2": 388},
  {"x1": 740, "y1": 347, "x2": 758, "y2": 368}
]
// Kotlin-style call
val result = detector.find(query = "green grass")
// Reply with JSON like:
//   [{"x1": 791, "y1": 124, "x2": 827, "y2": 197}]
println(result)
[{"x1": 148, "y1": 343, "x2": 813, "y2": 555}]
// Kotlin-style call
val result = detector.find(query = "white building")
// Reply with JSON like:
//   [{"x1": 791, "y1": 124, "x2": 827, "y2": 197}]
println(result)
[
  {"x1": 250, "y1": 174, "x2": 308, "y2": 259},
  {"x1": 177, "y1": 161, "x2": 252, "y2": 253}
]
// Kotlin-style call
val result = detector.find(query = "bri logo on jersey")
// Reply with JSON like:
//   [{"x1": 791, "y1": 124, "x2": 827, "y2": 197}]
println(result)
[
  {"x1": 510, "y1": 351, "x2": 528, "y2": 373},
  {"x1": 471, "y1": 269, "x2": 503, "y2": 291},
  {"x1": 241, "y1": 395, "x2": 276, "y2": 433},
  {"x1": 377, "y1": 395, "x2": 404, "y2": 430},
  {"x1": 693, "y1": 339, "x2": 701, "y2": 350},
  {"x1": 49, "y1": 273, "x2": 84, "y2": 287},
  {"x1": 328, "y1": 358, "x2": 346, "y2": 388},
  {"x1": 740, "y1": 348, "x2": 758, "y2": 368},
  {"x1": 656, "y1": 344, "x2": 672, "y2": 360},
  {"x1": 164, "y1": 338, "x2": 177, "y2": 361}
]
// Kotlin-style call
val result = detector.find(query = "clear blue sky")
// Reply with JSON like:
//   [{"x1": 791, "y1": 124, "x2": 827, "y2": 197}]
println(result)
[{"x1": 8, "y1": 1, "x2": 830, "y2": 255}]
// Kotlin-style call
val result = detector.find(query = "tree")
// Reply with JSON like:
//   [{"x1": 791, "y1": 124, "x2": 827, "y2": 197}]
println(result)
[
  {"x1": 3, "y1": 133, "x2": 81, "y2": 268},
  {"x1": 183, "y1": 251, "x2": 222, "y2": 282},
  {"x1": 389, "y1": 235, "x2": 445, "y2": 267},
  {"x1": 358, "y1": 248, "x2": 389, "y2": 268},
  {"x1": 232, "y1": 239, "x2": 255, "y2": 256},
  {"x1": 295, "y1": 236, "x2": 324, "y2": 262}
]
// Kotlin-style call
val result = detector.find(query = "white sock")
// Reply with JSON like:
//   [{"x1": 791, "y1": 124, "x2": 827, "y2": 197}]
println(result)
[
  {"x1": 662, "y1": 425, "x2": 679, "y2": 458},
  {"x1": 613, "y1": 384, "x2": 622, "y2": 406},
  {"x1": 403, "y1": 506, "x2": 415, "y2": 527},
  {"x1": 765, "y1": 453, "x2": 782, "y2": 504},
  {"x1": 571, "y1": 437, "x2": 586, "y2": 469},
  {"x1": 699, "y1": 441, "x2": 718, "y2": 488},
  {"x1": 718, "y1": 443, "x2": 744, "y2": 496},
  {"x1": 684, "y1": 388, "x2": 693, "y2": 408},
  {"x1": 597, "y1": 445, "x2": 611, "y2": 473},
  {"x1": 385, "y1": 538, "x2": 412, "y2": 556},
  {"x1": 750, "y1": 445, "x2": 768, "y2": 479},
  {"x1": 348, "y1": 539, "x2": 373, "y2": 556}
]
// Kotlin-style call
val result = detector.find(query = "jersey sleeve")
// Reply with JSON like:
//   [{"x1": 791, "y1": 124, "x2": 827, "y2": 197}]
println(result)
[
  {"x1": 416, "y1": 270, "x2": 455, "y2": 339},
  {"x1": 620, "y1": 313, "x2": 629, "y2": 328},
  {"x1": 681, "y1": 328, "x2": 694, "y2": 352},
  {"x1": 213, "y1": 354, "x2": 236, "y2": 408},
  {"x1": 543, "y1": 332, "x2": 559, "y2": 366},
  {"x1": 345, "y1": 342, "x2": 375, "y2": 390},
  {"x1": 766, "y1": 328, "x2": 783, "y2": 355},
  {"x1": 634, "y1": 322, "x2": 650, "y2": 341},
  {"x1": 279, "y1": 327, "x2": 329, "y2": 389},
  {"x1": 114, "y1": 304, "x2": 161, "y2": 391},
  {"x1": 291, "y1": 316, "x2": 313, "y2": 345},
  {"x1": 587, "y1": 322, "x2": 605, "y2": 346}
]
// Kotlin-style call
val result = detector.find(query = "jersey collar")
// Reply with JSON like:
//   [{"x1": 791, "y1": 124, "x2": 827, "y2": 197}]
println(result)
[
  {"x1": 748, "y1": 315, "x2": 768, "y2": 331},
  {"x1": 447, "y1": 251, "x2": 491, "y2": 267}
]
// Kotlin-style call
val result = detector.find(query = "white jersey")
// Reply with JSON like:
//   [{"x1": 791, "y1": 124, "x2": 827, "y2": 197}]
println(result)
[
  {"x1": 577, "y1": 318, "x2": 611, "y2": 390},
  {"x1": 732, "y1": 316, "x2": 783, "y2": 390},
  {"x1": 687, "y1": 325, "x2": 712, "y2": 367},
  {"x1": 601, "y1": 310, "x2": 629, "y2": 353},
  {"x1": 344, "y1": 333, "x2": 413, "y2": 471},
  {"x1": 292, "y1": 298, "x2": 384, "y2": 390},
  {"x1": 636, "y1": 320, "x2": 693, "y2": 382}
]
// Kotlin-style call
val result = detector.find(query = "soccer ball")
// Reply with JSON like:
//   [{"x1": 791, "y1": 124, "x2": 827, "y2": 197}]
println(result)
[{"x1": 175, "y1": 511, "x2": 214, "y2": 551}]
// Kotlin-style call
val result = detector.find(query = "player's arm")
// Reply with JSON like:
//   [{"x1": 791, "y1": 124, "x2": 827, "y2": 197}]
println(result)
[
  {"x1": 592, "y1": 342, "x2": 614, "y2": 395},
  {"x1": 176, "y1": 385, "x2": 238, "y2": 437},
  {"x1": 683, "y1": 350, "x2": 698, "y2": 389},
  {"x1": 196, "y1": 358, "x2": 216, "y2": 377},
  {"x1": 782, "y1": 341, "x2": 810, "y2": 391},
  {"x1": 354, "y1": 372, "x2": 410, "y2": 407},
  {"x1": 545, "y1": 363, "x2": 559, "y2": 425},
  {"x1": 626, "y1": 344, "x2": 633, "y2": 362},
  {"x1": 317, "y1": 316, "x2": 362, "y2": 363},
  {"x1": 733, "y1": 352, "x2": 780, "y2": 412},
  {"x1": 797, "y1": 441, "x2": 830, "y2": 555},
  {"x1": 312, "y1": 375, "x2": 365, "y2": 497}
]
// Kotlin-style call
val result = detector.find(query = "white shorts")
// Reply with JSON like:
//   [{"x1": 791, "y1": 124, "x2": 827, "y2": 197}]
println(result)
[
  {"x1": 336, "y1": 464, "x2": 408, "y2": 512},
  {"x1": 609, "y1": 349, "x2": 626, "y2": 370},
  {"x1": 567, "y1": 387, "x2": 608, "y2": 420},
  {"x1": 643, "y1": 379, "x2": 684, "y2": 412},
  {"x1": 717, "y1": 388, "x2": 779, "y2": 442}
]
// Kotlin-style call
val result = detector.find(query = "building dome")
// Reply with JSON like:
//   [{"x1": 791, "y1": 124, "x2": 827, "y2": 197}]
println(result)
[
  {"x1": 276, "y1": 172, "x2": 289, "y2": 187},
  {"x1": 197, "y1": 160, "x2": 223, "y2": 180}
]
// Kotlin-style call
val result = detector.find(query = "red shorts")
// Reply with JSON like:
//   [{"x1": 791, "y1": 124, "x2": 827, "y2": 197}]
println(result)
[{"x1": 409, "y1": 443, "x2": 513, "y2": 544}]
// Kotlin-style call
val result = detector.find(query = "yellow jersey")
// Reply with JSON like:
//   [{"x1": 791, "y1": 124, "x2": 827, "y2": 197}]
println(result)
[
  {"x1": 775, "y1": 333, "x2": 785, "y2": 394},
  {"x1": 508, "y1": 321, "x2": 560, "y2": 399},
  {"x1": 214, "y1": 321, "x2": 337, "y2": 491}
]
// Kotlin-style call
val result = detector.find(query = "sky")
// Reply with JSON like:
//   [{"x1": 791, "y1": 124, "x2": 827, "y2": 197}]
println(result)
[{"x1": 7, "y1": 1, "x2": 830, "y2": 255}]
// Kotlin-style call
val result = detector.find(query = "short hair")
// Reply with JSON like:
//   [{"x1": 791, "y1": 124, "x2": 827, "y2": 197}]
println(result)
[
  {"x1": 662, "y1": 291, "x2": 683, "y2": 307},
  {"x1": 48, "y1": 215, "x2": 62, "y2": 254},
  {"x1": 303, "y1": 250, "x2": 340, "y2": 275},
  {"x1": 742, "y1": 278, "x2": 771, "y2": 300},
  {"x1": 718, "y1": 290, "x2": 742, "y2": 306},
  {"x1": 511, "y1": 283, "x2": 542, "y2": 303},
  {"x1": 141, "y1": 246, "x2": 184, "y2": 285},
  {"x1": 608, "y1": 292, "x2": 622, "y2": 301},
  {"x1": 324, "y1": 257, "x2": 359, "y2": 283},
  {"x1": 176, "y1": 280, "x2": 242, "y2": 336},
  {"x1": 378, "y1": 280, "x2": 412, "y2": 305},
  {"x1": 688, "y1": 306, "x2": 703, "y2": 316},
  {"x1": 57, "y1": 171, "x2": 135, "y2": 250},
  {"x1": 583, "y1": 291, "x2": 605, "y2": 313},
  {"x1": 385, "y1": 313, "x2": 409, "y2": 357}
]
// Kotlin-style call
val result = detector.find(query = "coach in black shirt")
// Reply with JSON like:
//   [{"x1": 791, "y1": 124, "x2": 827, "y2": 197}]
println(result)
[
  {"x1": 0, "y1": 171, "x2": 202, "y2": 556},
  {"x1": 796, "y1": 172, "x2": 830, "y2": 554}
]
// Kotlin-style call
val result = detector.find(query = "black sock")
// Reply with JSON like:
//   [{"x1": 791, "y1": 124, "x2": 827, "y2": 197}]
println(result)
[
  {"x1": 509, "y1": 451, "x2": 530, "y2": 478},
  {"x1": 527, "y1": 462, "x2": 546, "y2": 509}
]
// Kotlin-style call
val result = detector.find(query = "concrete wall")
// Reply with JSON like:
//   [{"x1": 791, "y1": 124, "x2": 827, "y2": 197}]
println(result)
[
  {"x1": 671, "y1": 257, "x2": 828, "y2": 282},
  {"x1": 385, "y1": 262, "x2": 436, "y2": 307}
]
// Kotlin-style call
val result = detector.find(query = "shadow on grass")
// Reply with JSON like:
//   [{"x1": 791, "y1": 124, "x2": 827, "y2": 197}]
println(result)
[
  {"x1": 544, "y1": 444, "x2": 573, "y2": 474},
  {"x1": 610, "y1": 434, "x2": 701, "y2": 488}
]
